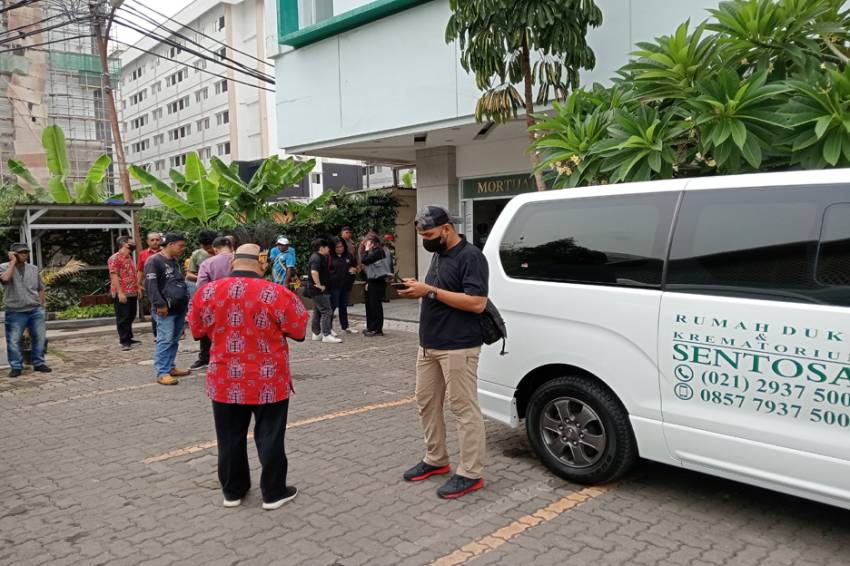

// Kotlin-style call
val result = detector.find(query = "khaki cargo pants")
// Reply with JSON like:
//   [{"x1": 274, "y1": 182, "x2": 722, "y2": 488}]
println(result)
[{"x1": 416, "y1": 346, "x2": 486, "y2": 479}]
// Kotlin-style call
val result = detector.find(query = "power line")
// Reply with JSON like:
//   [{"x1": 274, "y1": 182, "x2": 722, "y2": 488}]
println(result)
[
  {"x1": 0, "y1": 10, "x2": 67, "y2": 39},
  {"x1": 114, "y1": 39, "x2": 276, "y2": 93},
  {"x1": 123, "y1": 0, "x2": 273, "y2": 69},
  {"x1": 116, "y1": 4, "x2": 273, "y2": 81},
  {"x1": 0, "y1": 16, "x2": 86, "y2": 48},
  {"x1": 0, "y1": 33, "x2": 92, "y2": 54},
  {"x1": 111, "y1": 15, "x2": 274, "y2": 85},
  {"x1": 0, "y1": 0, "x2": 42, "y2": 15}
]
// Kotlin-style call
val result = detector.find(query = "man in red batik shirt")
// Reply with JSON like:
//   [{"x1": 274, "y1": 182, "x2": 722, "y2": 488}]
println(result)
[{"x1": 189, "y1": 244, "x2": 309, "y2": 510}]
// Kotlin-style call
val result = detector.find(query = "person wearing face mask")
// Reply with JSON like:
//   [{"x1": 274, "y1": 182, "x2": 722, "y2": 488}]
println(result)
[
  {"x1": 108, "y1": 235, "x2": 142, "y2": 351},
  {"x1": 398, "y1": 206, "x2": 489, "y2": 500}
]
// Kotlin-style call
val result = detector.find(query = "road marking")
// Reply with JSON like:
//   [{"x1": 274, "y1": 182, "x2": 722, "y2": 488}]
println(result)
[
  {"x1": 430, "y1": 484, "x2": 616, "y2": 566},
  {"x1": 143, "y1": 396, "x2": 416, "y2": 464}
]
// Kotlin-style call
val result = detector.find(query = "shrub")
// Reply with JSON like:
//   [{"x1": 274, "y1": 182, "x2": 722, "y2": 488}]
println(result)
[{"x1": 56, "y1": 304, "x2": 115, "y2": 320}]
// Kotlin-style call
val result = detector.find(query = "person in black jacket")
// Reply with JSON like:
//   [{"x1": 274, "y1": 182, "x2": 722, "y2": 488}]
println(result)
[
  {"x1": 143, "y1": 233, "x2": 191, "y2": 386},
  {"x1": 328, "y1": 237, "x2": 358, "y2": 335},
  {"x1": 361, "y1": 234, "x2": 389, "y2": 337}
]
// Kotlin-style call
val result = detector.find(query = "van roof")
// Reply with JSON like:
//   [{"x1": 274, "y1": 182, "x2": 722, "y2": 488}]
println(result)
[{"x1": 509, "y1": 168, "x2": 850, "y2": 206}]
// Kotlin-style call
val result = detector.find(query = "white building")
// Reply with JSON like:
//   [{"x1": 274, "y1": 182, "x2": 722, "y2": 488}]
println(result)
[{"x1": 269, "y1": 0, "x2": 720, "y2": 275}]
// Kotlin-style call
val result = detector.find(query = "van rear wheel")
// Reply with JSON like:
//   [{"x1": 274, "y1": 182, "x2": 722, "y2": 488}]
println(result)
[{"x1": 526, "y1": 375, "x2": 637, "y2": 484}]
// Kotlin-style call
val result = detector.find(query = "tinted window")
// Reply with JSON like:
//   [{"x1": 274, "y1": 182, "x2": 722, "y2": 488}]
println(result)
[
  {"x1": 500, "y1": 192, "x2": 678, "y2": 287},
  {"x1": 816, "y1": 203, "x2": 850, "y2": 305},
  {"x1": 667, "y1": 185, "x2": 850, "y2": 306}
]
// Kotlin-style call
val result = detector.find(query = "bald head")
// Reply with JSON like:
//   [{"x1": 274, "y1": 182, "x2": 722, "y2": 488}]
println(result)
[{"x1": 231, "y1": 244, "x2": 263, "y2": 275}]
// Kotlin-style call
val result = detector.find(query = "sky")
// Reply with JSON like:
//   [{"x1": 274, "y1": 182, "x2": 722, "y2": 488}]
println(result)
[{"x1": 114, "y1": 0, "x2": 194, "y2": 48}]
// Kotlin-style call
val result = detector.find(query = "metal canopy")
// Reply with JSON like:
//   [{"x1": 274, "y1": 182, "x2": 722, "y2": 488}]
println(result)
[{"x1": 10, "y1": 203, "x2": 145, "y2": 268}]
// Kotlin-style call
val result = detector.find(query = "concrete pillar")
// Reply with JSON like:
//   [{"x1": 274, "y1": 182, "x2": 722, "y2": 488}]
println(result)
[{"x1": 414, "y1": 146, "x2": 457, "y2": 278}]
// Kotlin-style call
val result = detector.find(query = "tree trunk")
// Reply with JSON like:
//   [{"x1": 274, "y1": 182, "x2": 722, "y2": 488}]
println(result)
[{"x1": 520, "y1": 31, "x2": 547, "y2": 192}]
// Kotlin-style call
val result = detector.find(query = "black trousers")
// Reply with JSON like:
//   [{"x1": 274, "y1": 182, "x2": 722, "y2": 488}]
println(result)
[
  {"x1": 212, "y1": 399, "x2": 290, "y2": 502},
  {"x1": 365, "y1": 278, "x2": 386, "y2": 332},
  {"x1": 114, "y1": 296, "x2": 138, "y2": 346},
  {"x1": 198, "y1": 336, "x2": 211, "y2": 363}
]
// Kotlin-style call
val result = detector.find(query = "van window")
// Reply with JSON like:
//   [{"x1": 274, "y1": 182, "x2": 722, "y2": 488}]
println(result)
[
  {"x1": 667, "y1": 185, "x2": 850, "y2": 306},
  {"x1": 499, "y1": 193, "x2": 677, "y2": 287},
  {"x1": 816, "y1": 203, "x2": 850, "y2": 305}
]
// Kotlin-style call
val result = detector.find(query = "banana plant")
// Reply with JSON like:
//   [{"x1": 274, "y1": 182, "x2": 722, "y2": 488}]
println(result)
[
  {"x1": 129, "y1": 152, "x2": 221, "y2": 226},
  {"x1": 7, "y1": 125, "x2": 114, "y2": 204}
]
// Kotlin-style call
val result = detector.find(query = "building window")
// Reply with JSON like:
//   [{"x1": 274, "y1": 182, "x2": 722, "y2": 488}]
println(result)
[
  {"x1": 194, "y1": 58, "x2": 207, "y2": 72},
  {"x1": 217, "y1": 142, "x2": 230, "y2": 155},
  {"x1": 129, "y1": 89, "x2": 147, "y2": 106},
  {"x1": 170, "y1": 154, "x2": 187, "y2": 167},
  {"x1": 169, "y1": 43, "x2": 183, "y2": 58},
  {"x1": 199, "y1": 147, "x2": 212, "y2": 160},
  {"x1": 151, "y1": 81, "x2": 162, "y2": 94},
  {"x1": 167, "y1": 96, "x2": 190, "y2": 114},
  {"x1": 130, "y1": 114, "x2": 148, "y2": 129},
  {"x1": 153, "y1": 133, "x2": 164, "y2": 146},
  {"x1": 168, "y1": 124, "x2": 191, "y2": 141},
  {"x1": 298, "y1": 0, "x2": 334, "y2": 27},
  {"x1": 311, "y1": 172, "x2": 321, "y2": 184},
  {"x1": 500, "y1": 193, "x2": 677, "y2": 288},
  {"x1": 154, "y1": 159, "x2": 165, "y2": 171},
  {"x1": 196, "y1": 117, "x2": 210, "y2": 131},
  {"x1": 216, "y1": 47, "x2": 226, "y2": 60},
  {"x1": 215, "y1": 80, "x2": 228, "y2": 95},
  {"x1": 216, "y1": 110, "x2": 229, "y2": 125},
  {"x1": 131, "y1": 139, "x2": 150, "y2": 153},
  {"x1": 152, "y1": 108, "x2": 163, "y2": 120},
  {"x1": 195, "y1": 88, "x2": 208, "y2": 102},
  {"x1": 215, "y1": 15, "x2": 225, "y2": 31},
  {"x1": 131, "y1": 66, "x2": 144, "y2": 81},
  {"x1": 165, "y1": 68, "x2": 187, "y2": 87}
]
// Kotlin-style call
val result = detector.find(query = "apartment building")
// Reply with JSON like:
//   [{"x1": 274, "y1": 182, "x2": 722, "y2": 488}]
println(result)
[
  {"x1": 119, "y1": 0, "x2": 286, "y2": 188},
  {"x1": 269, "y1": 0, "x2": 719, "y2": 274}
]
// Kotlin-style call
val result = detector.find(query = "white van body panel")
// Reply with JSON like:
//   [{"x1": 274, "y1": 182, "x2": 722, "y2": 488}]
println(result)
[{"x1": 482, "y1": 169, "x2": 850, "y2": 510}]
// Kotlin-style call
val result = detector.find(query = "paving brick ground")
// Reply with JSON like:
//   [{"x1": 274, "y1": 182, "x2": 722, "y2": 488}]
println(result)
[{"x1": 1, "y1": 321, "x2": 848, "y2": 566}]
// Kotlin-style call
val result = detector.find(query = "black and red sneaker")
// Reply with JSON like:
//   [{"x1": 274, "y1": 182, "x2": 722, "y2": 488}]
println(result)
[
  {"x1": 437, "y1": 474, "x2": 484, "y2": 499},
  {"x1": 403, "y1": 461, "x2": 451, "y2": 482}
]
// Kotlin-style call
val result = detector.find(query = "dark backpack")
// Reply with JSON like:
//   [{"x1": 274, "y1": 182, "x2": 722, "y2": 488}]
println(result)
[{"x1": 480, "y1": 299, "x2": 508, "y2": 355}]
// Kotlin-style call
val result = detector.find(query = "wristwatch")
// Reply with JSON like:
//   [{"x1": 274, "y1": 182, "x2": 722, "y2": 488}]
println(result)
[{"x1": 427, "y1": 288, "x2": 438, "y2": 301}]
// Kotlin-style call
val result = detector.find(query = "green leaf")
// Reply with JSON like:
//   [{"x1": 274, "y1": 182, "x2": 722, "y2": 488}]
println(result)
[
  {"x1": 184, "y1": 152, "x2": 206, "y2": 183},
  {"x1": 129, "y1": 164, "x2": 197, "y2": 220},
  {"x1": 740, "y1": 134, "x2": 763, "y2": 168},
  {"x1": 648, "y1": 150, "x2": 662, "y2": 172},
  {"x1": 47, "y1": 176, "x2": 72, "y2": 204},
  {"x1": 186, "y1": 178, "x2": 220, "y2": 223},
  {"x1": 814, "y1": 115, "x2": 832, "y2": 139},
  {"x1": 730, "y1": 120, "x2": 747, "y2": 149},
  {"x1": 42, "y1": 125, "x2": 70, "y2": 178},
  {"x1": 7, "y1": 159, "x2": 48, "y2": 200},
  {"x1": 823, "y1": 131, "x2": 842, "y2": 166}
]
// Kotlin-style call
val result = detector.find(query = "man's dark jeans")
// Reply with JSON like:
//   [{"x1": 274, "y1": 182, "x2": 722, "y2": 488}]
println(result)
[
  {"x1": 310, "y1": 293, "x2": 333, "y2": 337},
  {"x1": 212, "y1": 399, "x2": 290, "y2": 503},
  {"x1": 113, "y1": 296, "x2": 138, "y2": 346},
  {"x1": 4, "y1": 308, "x2": 46, "y2": 370},
  {"x1": 365, "y1": 279, "x2": 386, "y2": 333},
  {"x1": 330, "y1": 287, "x2": 351, "y2": 331}
]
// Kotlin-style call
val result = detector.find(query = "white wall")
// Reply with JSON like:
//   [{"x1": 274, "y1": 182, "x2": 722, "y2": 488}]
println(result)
[{"x1": 273, "y1": 0, "x2": 718, "y2": 152}]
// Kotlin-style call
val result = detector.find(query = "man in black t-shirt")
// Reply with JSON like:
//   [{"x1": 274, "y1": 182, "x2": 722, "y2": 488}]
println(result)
[
  {"x1": 398, "y1": 206, "x2": 489, "y2": 499},
  {"x1": 308, "y1": 238, "x2": 341, "y2": 344}
]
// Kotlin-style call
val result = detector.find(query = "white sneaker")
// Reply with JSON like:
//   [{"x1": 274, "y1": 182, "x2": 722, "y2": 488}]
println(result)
[
  {"x1": 344, "y1": 328, "x2": 359, "y2": 334},
  {"x1": 331, "y1": 330, "x2": 339, "y2": 337},
  {"x1": 311, "y1": 333, "x2": 323, "y2": 341},
  {"x1": 263, "y1": 486, "x2": 298, "y2": 510},
  {"x1": 322, "y1": 334, "x2": 343, "y2": 343},
  {"x1": 223, "y1": 497, "x2": 242, "y2": 508}
]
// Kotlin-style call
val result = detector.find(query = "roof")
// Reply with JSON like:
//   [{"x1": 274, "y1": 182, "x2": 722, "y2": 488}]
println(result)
[{"x1": 10, "y1": 203, "x2": 145, "y2": 227}]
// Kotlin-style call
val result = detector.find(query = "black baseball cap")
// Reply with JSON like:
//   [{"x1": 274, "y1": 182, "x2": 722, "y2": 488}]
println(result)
[
  {"x1": 415, "y1": 206, "x2": 454, "y2": 230},
  {"x1": 161, "y1": 233, "x2": 186, "y2": 246},
  {"x1": 10, "y1": 243, "x2": 30, "y2": 253}
]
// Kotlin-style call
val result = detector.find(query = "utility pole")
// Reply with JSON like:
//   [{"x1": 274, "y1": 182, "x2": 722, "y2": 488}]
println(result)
[{"x1": 90, "y1": 0, "x2": 140, "y2": 242}]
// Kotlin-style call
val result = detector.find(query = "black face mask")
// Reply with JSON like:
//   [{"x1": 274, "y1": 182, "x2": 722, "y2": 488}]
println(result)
[
  {"x1": 422, "y1": 232, "x2": 446, "y2": 254},
  {"x1": 128, "y1": 244, "x2": 137, "y2": 251}
]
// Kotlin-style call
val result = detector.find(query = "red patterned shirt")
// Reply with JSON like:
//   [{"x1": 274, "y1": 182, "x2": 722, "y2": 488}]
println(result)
[
  {"x1": 188, "y1": 272, "x2": 309, "y2": 405},
  {"x1": 108, "y1": 252, "x2": 139, "y2": 296}
]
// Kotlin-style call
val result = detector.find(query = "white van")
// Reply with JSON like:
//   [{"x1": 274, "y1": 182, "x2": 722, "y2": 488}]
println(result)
[{"x1": 478, "y1": 169, "x2": 850, "y2": 510}]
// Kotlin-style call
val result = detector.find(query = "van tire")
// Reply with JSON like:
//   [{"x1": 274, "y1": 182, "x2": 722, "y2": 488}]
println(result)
[{"x1": 526, "y1": 375, "x2": 637, "y2": 485}]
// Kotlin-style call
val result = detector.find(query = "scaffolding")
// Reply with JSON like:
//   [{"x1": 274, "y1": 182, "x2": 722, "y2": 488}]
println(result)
[{"x1": 0, "y1": 0, "x2": 122, "y2": 192}]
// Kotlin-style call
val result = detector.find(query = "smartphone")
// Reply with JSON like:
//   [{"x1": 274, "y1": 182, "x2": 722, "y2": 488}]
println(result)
[{"x1": 390, "y1": 282, "x2": 409, "y2": 290}]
